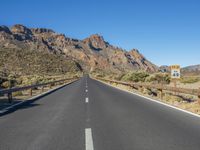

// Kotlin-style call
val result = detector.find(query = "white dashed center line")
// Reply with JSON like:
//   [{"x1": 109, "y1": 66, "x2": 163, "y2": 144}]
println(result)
[
  {"x1": 85, "y1": 97, "x2": 89, "y2": 103},
  {"x1": 86, "y1": 89, "x2": 88, "y2": 92},
  {"x1": 85, "y1": 128, "x2": 94, "y2": 150}
]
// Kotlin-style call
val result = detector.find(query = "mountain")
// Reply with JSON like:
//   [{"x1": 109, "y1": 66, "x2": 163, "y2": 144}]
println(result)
[
  {"x1": 181, "y1": 65, "x2": 200, "y2": 76},
  {"x1": 158, "y1": 65, "x2": 170, "y2": 73},
  {"x1": 0, "y1": 24, "x2": 158, "y2": 75}
]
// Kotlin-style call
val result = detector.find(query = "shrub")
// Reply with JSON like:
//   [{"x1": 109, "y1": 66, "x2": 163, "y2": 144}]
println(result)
[
  {"x1": 0, "y1": 76, "x2": 7, "y2": 88},
  {"x1": 21, "y1": 75, "x2": 48, "y2": 86},
  {"x1": 121, "y1": 71, "x2": 149, "y2": 82},
  {"x1": 145, "y1": 73, "x2": 170, "y2": 84},
  {"x1": 2, "y1": 81, "x2": 9, "y2": 88}
]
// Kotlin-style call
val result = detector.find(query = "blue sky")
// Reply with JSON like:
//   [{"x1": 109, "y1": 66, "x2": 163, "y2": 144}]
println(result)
[{"x1": 0, "y1": 0, "x2": 199, "y2": 67}]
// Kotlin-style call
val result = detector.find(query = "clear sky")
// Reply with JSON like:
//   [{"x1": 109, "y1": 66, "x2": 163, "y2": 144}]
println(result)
[{"x1": 0, "y1": 0, "x2": 199, "y2": 67}]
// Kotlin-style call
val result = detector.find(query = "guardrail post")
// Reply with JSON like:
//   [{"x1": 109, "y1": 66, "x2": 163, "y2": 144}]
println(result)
[
  {"x1": 198, "y1": 88, "x2": 200, "y2": 105},
  {"x1": 8, "y1": 92, "x2": 13, "y2": 103},
  {"x1": 198, "y1": 95, "x2": 200, "y2": 105},
  {"x1": 158, "y1": 89, "x2": 163, "y2": 100},
  {"x1": 30, "y1": 88, "x2": 33, "y2": 96},
  {"x1": 41, "y1": 86, "x2": 44, "y2": 92}
]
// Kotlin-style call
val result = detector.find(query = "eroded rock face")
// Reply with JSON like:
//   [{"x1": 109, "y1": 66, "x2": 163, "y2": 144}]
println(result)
[
  {"x1": 10, "y1": 24, "x2": 34, "y2": 41},
  {"x1": 83, "y1": 34, "x2": 108, "y2": 50},
  {"x1": 0, "y1": 26, "x2": 12, "y2": 34},
  {"x1": 31, "y1": 28, "x2": 55, "y2": 34},
  {"x1": 0, "y1": 24, "x2": 158, "y2": 73},
  {"x1": 11, "y1": 24, "x2": 32, "y2": 35}
]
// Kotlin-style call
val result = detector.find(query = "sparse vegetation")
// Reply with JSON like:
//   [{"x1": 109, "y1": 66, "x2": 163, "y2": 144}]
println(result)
[
  {"x1": 145, "y1": 73, "x2": 170, "y2": 84},
  {"x1": 121, "y1": 71, "x2": 149, "y2": 82},
  {"x1": 180, "y1": 76, "x2": 200, "y2": 84},
  {"x1": 0, "y1": 47, "x2": 82, "y2": 89},
  {"x1": 92, "y1": 70, "x2": 172, "y2": 85},
  {"x1": 0, "y1": 48, "x2": 82, "y2": 76}
]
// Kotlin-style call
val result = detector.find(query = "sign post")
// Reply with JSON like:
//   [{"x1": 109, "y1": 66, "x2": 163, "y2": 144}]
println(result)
[{"x1": 170, "y1": 65, "x2": 181, "y2": 95}]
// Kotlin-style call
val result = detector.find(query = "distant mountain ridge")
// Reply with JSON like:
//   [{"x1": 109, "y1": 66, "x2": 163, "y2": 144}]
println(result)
[
  {"x1": 0, "y1": 24, "x2": 158, "y2": 74},
  {"x1": 182, "y1": 65, "x2": 200, "y2": 71},
  {"x1": 181, "y1": 65, "x2": 200, "y2": 75}
]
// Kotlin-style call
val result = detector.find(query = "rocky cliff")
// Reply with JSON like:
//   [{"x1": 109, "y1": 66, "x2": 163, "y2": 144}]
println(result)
[{"x1": 0, "y1": 24, "x2": 158, "y2": 74}]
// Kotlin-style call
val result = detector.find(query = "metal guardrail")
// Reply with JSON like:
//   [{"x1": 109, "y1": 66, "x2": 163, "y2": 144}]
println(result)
[
  {"x1": 0, "y1": 77, "x2": 78, "y2": 103},
  {"x1": 96, "y1": 77, "x2": 200, "y2": 102}
]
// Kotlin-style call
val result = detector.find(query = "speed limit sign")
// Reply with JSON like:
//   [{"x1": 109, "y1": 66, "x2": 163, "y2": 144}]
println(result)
[{"x1": 171, "y1": 65, "x2": 181, "y2": 79}]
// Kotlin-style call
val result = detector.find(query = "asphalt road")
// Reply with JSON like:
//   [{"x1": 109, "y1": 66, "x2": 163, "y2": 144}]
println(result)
[{"x1": 0, "y1": 76, "x2": 200, "y2": 150}]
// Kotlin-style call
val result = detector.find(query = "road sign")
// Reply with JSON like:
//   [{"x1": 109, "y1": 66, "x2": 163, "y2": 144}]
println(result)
[{"x1": 171, "y1": 65, "x2": 181, "y2": 79}]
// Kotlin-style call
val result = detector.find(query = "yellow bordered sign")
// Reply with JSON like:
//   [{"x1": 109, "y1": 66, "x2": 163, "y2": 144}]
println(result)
[{"x1": 170, "y1": 65, "x2": 181, "y2": 79}]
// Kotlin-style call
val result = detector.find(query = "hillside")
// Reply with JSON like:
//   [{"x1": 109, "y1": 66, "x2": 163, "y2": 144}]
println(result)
[
  {"x1": 0, "y1": 47, "x2": 82, "y2": 76},
  {"x1": 181, "y1": 65, "x2": 200, "y2": 76},
  {"x1": 0, "y1": 24, "x2": 158, "y2": 75}
]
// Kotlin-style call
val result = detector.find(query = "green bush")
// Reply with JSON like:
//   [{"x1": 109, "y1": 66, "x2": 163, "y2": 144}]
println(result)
[
  {"x1": 145, "y1": 73, "x2": 170, "y2": 84},
  {"x1": 121, "y1": 71, "x2": 149, "y2": 82},
  {"x1": 1, "y1": 80, "x2": 17, "y2": 88},
  {"x1": 1, "y1": 81, "x2": 9, "y2": 88}
]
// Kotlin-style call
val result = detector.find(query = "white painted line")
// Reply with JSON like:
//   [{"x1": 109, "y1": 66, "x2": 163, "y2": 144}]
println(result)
[
  {"x1": 85, "y1": 97, "x2": 89, "y2": 103},
  {"x1": 95, "y1": 79, "x2": 200, "y2": 118},
  {"x1": 86, "y1": 89, "x2": 88, "y2": 92},
  {"x1": 85, "y1": 128, "x2": 94, "y2": 150}
]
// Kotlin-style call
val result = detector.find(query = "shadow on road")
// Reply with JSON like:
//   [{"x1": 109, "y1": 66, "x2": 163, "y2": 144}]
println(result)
[{"x1": 0, "y1": 80, "x2": 78, "y2": 117}]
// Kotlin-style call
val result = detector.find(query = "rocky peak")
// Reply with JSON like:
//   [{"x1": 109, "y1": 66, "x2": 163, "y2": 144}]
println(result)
[
  {"x1": 83, "y1": 34, "x2": 108, "y2": 50},
  {"x1": 11, "y1": 24, "x2": 32, "y2": 35},
  {"x1": 128, "y1": 49, "x2": 144, "y2": 60},
  {"x1": 31, "y1": 28, "x2": 55, "y2": 34},
  {"x1": 55, "y1": 34, "x2": 67, "y2": 41},
  {"x1": 0, "y1": 25, "x2": 12, "y2": 34}
]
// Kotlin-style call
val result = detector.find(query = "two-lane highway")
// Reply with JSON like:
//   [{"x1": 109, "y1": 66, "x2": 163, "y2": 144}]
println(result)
[{"x1": 0, "y1": 76, "x2": 200, "y2": 150}]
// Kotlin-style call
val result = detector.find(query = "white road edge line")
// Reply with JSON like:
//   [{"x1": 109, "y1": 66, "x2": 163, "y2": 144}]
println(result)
[
  {"x1": 85, "y1": 128, "x2": 94, "y2": 150},
  {"x1": 85, "y1": 97, "x2": 89, "y2": 103},
  {"x1": 95, "y1": 78, "x2": 200, "y2": 118}
]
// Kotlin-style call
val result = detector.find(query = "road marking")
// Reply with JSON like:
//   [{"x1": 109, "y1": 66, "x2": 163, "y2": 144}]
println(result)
[
  {"x1": 85, "y1": 97, "x2": 89, "y2": 103},
  {"x1": 85, "y1": 128, "x2": 94, "y2": 150},
  {"x1": 86, "y1": 89, "x2": 88, "y2": 92},
  {"x1": 96, "y1": 79, "x2": 200, "y2": 118}
]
